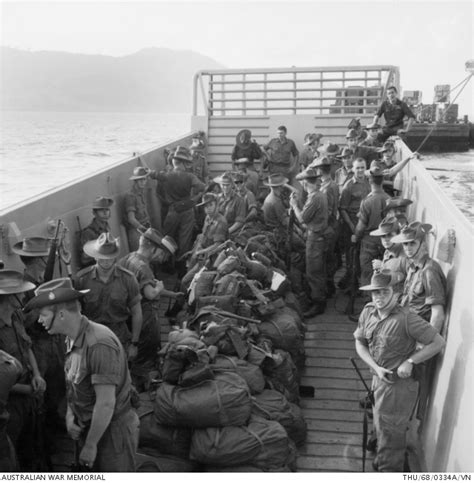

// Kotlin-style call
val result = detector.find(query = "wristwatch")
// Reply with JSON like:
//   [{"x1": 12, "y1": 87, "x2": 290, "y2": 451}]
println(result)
[{"x1": 407, "y1": 358, "x2": 415, "y2": 365}]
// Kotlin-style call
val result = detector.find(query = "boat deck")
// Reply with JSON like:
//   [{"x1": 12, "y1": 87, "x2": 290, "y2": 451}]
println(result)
[{"x1": 48, "y1": 271, "x2": 375, "y2": 473}]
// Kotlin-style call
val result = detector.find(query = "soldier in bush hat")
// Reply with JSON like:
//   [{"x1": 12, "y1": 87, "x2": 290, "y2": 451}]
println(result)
[
  {"x1": 345, "y1": 129, "x2": 379, "y2": 164},
  {"x1": 214, "y1": 172, "x2": 246, "y2": 236},
  {"x1": 119, "y1": 229, "x2": 182, "y2": 391},
  {"x1": 291, "y1": 168, "x2": 329, "y2": 317},
  {"x1": 234, "y1": 157, "x2": 260, "y2": 196},
  {"x1": 334, "y1": 147, "x2": 354, "y2": 192},
  {"x1": 232, "y1": 171, "x2": 258, "y2": 223},
  {"x1": 75, "y1": 233, "x2": 143, "y2": 360},
  {"x1": 26, "y1": 277, "x2": 139, "y2": 471},
  {"x1": 354, "y1": 269, "x2": 445, "y2": 471},
  {"x1": 360, "y1": 122, "x2": 383, "y2": 147},
  {"x1": 385, "y1": 197, "x2": 413, "y2": 227},
  {"x1": 299, "y1": 133, "x2": 323, "y2": 171},
  {"x1": 124, "y1": 166, "x2": 151, "y2": 251},
  {"x1": 0, "y1": 270, "x2": 46, "y2": 469},
  {"x1": 189, "y1": 131, "x2": 209, "y2": 183},
  {"x1": 231, "y1": 129, "x2": 263, "y2": 172},
  {"x1": 262, "y1": 173, "x2": 290, "y2": 230},
  {"x1": 79, "y1": 196, "x2": 114, "y2": 268}
]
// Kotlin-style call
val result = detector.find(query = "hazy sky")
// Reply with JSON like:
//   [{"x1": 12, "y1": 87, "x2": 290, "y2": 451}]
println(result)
[{"x1": 1, "y1": 0, "x2": 473, "y2": 116}]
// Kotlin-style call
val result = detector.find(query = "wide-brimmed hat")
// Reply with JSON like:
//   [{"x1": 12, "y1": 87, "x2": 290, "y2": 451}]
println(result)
[
  {"x1": 366, "y1": 122, "x2": 381, "y2": 130},
  {"x1": 234, "y1": 157, "x2": 251, "y2": 165},
  {"x1": 370, "y1": 216, "x2": 400, "y2": 237},
  {"x1": 197, "y1": 192, "x2": 219, "y2": 207},
  {"x1": 24, "y1": 278, "x2": 89, "y2": 312},
  {"x1": 346, "y1": 129, "x2": 359, "y2": 139},
  {"x1": 0, "y1": 270, "x2": 36, "y2": 295},
  {"x1": 130, "y1": 166, "x2": 149, "y2": 180},
  {"x1": 92, "y1": 196, "x2": 114, "y2": 210},
  {"x1": 83, "y1": 233, "x2": 120, "y2": 260},
  {"x1": 391, "y1": 222, "x2": 432, "y2": 244},
  {"x1": 172, "y1": 146, "x2": 193, "y2": 163},
  {"x1": 311, "y1": 156, "x2": 332, "y2": 169},
  {"x1": 304, "y1": 133, "x2": 323, "y2": 146},
  {"x1": 263, "y1": 173, "x2": 289, "y2": 187},
  {"x1": 359, "y1": 269, "x2": 404, "y2": 291},
  {"x1": 336, "y1": 147, "x2": 354, "y2": 159},
  {"x1": 138, "y1": 227, "x2": 177, "y2": 254},
  {"x1": 236, "y1": 129, "x2": 252, "y2": 147},
  {"x1": 12, "y1": 237, "x2": 50, "y2": 257},
  {"x1": 296, "y1": 167, "x2": 321, "y2": 181},
  {"x1": 377, "y1": 141, "x2": 396, "y2": 153},
  {"x1": 386, "y1": 197, "x2": 413, "y2": 210},
  {"x1": 368, "y1": 161, "x2": 385, "y2": 177},
  {"x1": 318, "y1": 143, "x2": 340, "y2": 156},
  {"x1": 214, "y1": 172, "x2": 235, "y2": 185}
]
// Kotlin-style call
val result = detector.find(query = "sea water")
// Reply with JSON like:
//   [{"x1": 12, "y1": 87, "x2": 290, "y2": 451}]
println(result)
[{"x1": 1, "y1": 111, "x2": 473, "y2": 223}]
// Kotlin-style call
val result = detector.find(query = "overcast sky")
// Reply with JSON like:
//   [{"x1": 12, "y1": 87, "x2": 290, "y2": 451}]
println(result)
[{"x1": 1, "y1": 0, "x2": 473, "y2": 116}]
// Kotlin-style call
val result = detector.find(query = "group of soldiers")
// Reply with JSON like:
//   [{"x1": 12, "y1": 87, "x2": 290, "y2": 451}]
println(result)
[{"x1": 0, "y1": 85, "x2": 447, "y2": 472}]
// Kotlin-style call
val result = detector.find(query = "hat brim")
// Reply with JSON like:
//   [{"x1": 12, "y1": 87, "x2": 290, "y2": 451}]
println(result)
[
  {"x1": 197, "y1": 199, "x2": 215, "y2": 207},
  {"x1": 12, "y1": 242, "x2": 49, "y2": 257},
  {"x1": 359, "y1": 282, "x2": 395, "y2": 291},
  {"x1": 92, "y1": 200, "x2": 114, "y2": 210},
  {"x1": 24, "y1": 289, "x2": 89, "y2": 312},
  {"x1": 0, "y1": 280, "x2": 36, "y2": 295},
  {"x1": 390, "y1": 233, "x2": 416, "y2": 244},
  {"x1": 129, "y1": 175, "x2": 148, "y2": 180},
  {"x1": 295, "y1": 173, "x2": 321, "y2": 181},
  {"x1": 83, "y1": 241, "x2": 120, "y2": 260},
  {"x1": 263, "y1": 176, "x2": 289, "y2": 187},
  {"x1": 370, "y1": 228, "x2": 394, "y2": 237}
]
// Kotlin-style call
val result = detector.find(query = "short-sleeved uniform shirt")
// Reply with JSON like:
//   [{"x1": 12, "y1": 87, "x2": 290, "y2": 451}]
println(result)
[
  {"x1": 265, "y1": 138, "x2": 299, "y2": 175},
  {"x1": 354, "y1": 303, "x2": 438, "y2": 371},
  {"x1": 201, "y1": 213, "x2": 229, "y2": 248},
  {"x1": 335, "y1": 167, "x2": 353, "y2": 194},
  {"x1": 320, "y1": 178, "x2": 339, "y2": 227},
  {"x1": 217, "y1": 191, "x2": 246, "y2": 227},
  {"x1": 400, "y1": 254, "x2": 447, "y2": 321},
  {"x1": 243, "y1": 170, "x2": 260, "y2": 197},
  {"x1": 262, "y1": 191, "x2": 289, "y2": 229},
  {"x1": 299, "y1": 147, "x2": 318, "y2": 169},
  {"x1": 339, "y1": 177, "x2": 371, "y2": 223},
  {"x1": 382, "y1": 243, "x2": 406, "y2": 273},
  {"x1": 376, "y1": 99, "x2": 416, "y2": 129},
  {"x1": 65, "y1": 316, "x2": 132, "y2": 426},
  {"x1": 301, "y1": 190, "x2": 328, "y2": 234},
  {"x1": 74, "y1": 265, "x2": 141, "y2": 345},
  {"x1": 151, "y1": 170, "x2": 205, "y2": 205},
  {"x1": 124, "y1": 186, "x2": 149, "y2": 228},
  {"x1": 352, "y1": 145, "x2": 379, "y2": 164},
  {"x1": 238, "y1": 188, "x2": 257, "y2": 215},
  {"x1": 357, "y1": 191, "x2": 391, "y2": 236},
  {"x1": 231, "y1": 142, "x2": 263, "y2": 167}
]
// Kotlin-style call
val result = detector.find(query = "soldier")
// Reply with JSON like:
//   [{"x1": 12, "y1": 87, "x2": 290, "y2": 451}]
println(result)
[
  {"x1": 290, "y1": 167, "x2": 328, "y2": 317},
  {"x1": 360, "y1": 122, "x2": 383, "y2": 147},
  {"x1": 372, "y1": 85, "x2": 416, "y2": 142},
  {"x1": 215, "y1": 172, "x2": 246, "y2": 236},
  {"x1": 231, "y1": 129, "x2": 263, "y2": 172},
  {"x1": 234, "y1": 157, "x2": 260, "y2": 197},
  {"x1": 195, "y1": 193, "x2": 229, "y2": 250},
  {"x1": 189, "y1": 131, "x2": 209, "y2": 183},
  {"x1": 299, "y1": 133, "x2": 323, "y2": 170},
  {"x1": 385, "y1": 197, "x2": 413, "y2": 228},
  {"x1": 354, "y1": 269, "x2": 445, "y2": 472},
  {"x1": 345, "y1": 129, "x2": 379, "y2": 164},
  {"x1": 119, "y1": 229, "x2": 181, "y2": 391},
  {"x1": 25, "y1": 278, "x2": 139, "y2": 472},
  {"x1": 232, "y1": 171, "x2": 258, "y2": 223},
  {"x1": 80, "y1": 196, "x2": 114, "y2": 268},
  {"x1": 263, "y1": 126, "x2": 299, "y2": 184},
  {"x1": 74, "y1": 233, "x2": 142, "y2": 360},
  {"x1": 311, "y1": 143, "x2": 341, "y2": 180},
  {"x1": 123, "y1": 167, "x2": 151, "y2": 252},
  {"x1": 148, "y1": 147, "x2": 205, "y2": 260},
  {"x1": 334, "y1": 147, "x2": 354, "y2": 193},
  {"x1": 352, "y1": 164, "x2": 391, "y2": 288},
  {"x1": 0, "y1": 270, "x2": 46, "y2": 470},
  {"x1": 262, "y1": 173, "x2": 291, "y2": 236},
  {"x1": 338, "y1": 158, "x2": 371, "y2": 289}
]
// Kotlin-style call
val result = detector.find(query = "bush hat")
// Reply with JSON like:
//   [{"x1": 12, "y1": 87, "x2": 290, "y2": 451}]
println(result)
[
  {"x1": 138, "y1": 227, "x2": 177, "y2": 254},
  {"x1": 366, "y1": 122, "x2": 381, "y2": 130},
  {"x1": 386, "y1": 197, "x2": 413, "y2": 210},
  {"x1": 311, "y1": 156, "x2": 332, "y2": 169},
  {"x1": 214, "y1": 172, "x2": 234, "y2": 185},
  {"x1": 336, "y1": 147, "x2": 354, "y2": 159},
  {"x1": 296, "y1": 167, "x2": 322, "y2": 181},
  {"x1": 391, "y1": 222, "x2": 432, "y2": 244},
  {"x1": 236, "y1": 129, "x2": 252, "y2": 146},
  {"x1": 318, "y1": 143, "x2": 340, "y2": 156},
  {"x1": 24, "y1": 278, "x2": 89, "y2": 312},
  {"x1": 172, "y1": 146, "x2": 193, "y2": 163},
  {"x1": 304, "y1": 133, "x2": 323, "y2": 146},
  {"x1": 12, "y1": 237, "x2": 50, "y2": 257},
  {"x1": 377, "y1": 141, "x2": 396, "y2": 153},
  {"x1": 92, "y1": 196, "x2": 114, "y2": 210},
  {"x1": 83, "y1": 233, "x2": 120, "y2": 260},
  {"x1": 130, "y1": 166, "x2": 149, "y2": 180},
  {"x1": 197, "y1": 193, "x2": 219, "y2": 207},
  {"x1": 346, "y1": 129, "x2": 359, "y2": 139},
  {"x1": 0, "y1": 270, "x2": 36, "y2": 295},
  {"x1": 370, "y1": 216, "x2": 400, "y2": 237},
  {"x1": 359, "y1": 269, "x2": 404, "y2": 291},
  {"x1": 263, "y1": 173, "x2": 289, "y2": 187}
]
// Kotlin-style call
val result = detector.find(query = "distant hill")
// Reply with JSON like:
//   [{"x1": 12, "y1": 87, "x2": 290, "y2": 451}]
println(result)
[{"x1": 0, "y1": 47, "x2": 225, "y2": 112}]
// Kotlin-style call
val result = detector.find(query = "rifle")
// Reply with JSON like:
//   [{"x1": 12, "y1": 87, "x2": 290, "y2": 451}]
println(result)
[
  {"x1": 43, "y1": 220, "x2": 61, "y2": 282},
  {"x1": 350, "y1": 357, "x2": 375, "y2": 472},
  {"x1": 344, "y1": 241, "x2": 360, "y2": 315}
]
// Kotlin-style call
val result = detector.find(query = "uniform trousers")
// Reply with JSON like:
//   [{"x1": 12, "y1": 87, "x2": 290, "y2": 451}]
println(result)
[
  {"x1": 373, "y1": 374, "x2": 419, "y2": 472},
  {"x1": 306, "y1": 231, "x2": 327, "y2": 303},
  {"x1": 163, "y1": 207, "x2": 195, "y2": 257},
  {"x1": 360, "y1": 235, "x2": 383, "y2": 287}
]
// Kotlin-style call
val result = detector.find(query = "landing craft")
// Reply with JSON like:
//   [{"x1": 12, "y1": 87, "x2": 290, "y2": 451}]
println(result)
[{"x1": 0, "y1": 65, "x2": 472, "y2": 472}]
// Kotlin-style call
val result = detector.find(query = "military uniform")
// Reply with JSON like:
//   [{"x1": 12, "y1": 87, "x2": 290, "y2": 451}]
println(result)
[
  {"x1": 65, "y1": 316, "x2": 139, "y2": 472},
  {"x1": 320, "y1": 178, "x2": 339, "y2": 290},
  {"x1": 74, "y1": 265, "x2": 141, "y2": 348},
  {"x1": 354, "y1": 303, "x2": 438, "y2": 471},
  {"x1": 217, "y1": 191, "x2": 246, "y2": 229},
  {"x1": 351, "y1": 145, "x2": 379, "y2": 164},
  {"x1": 80, "y1": 218, "x2": 110, "y2": 268},
  {"x1": 200, "y1": 212, "x2": 229, "y2": 248},
  {"x1": 124, "y1": 185, "x2": 151, "y2": 251},
  {"x1": 264, "y1": 137, "x2": 299, "y2": 179}
]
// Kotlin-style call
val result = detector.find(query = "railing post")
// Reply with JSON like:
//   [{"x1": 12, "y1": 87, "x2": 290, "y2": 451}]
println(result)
[{"x1": 293, "y1": 70, "x2": 297, "y2": 115}]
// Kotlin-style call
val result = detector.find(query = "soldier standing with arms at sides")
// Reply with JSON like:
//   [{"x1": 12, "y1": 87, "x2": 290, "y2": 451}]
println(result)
[
  {"x1": 25, "y1": 278, "x2": 139, "y2": 472},
  {"x1": 290, "y1": 167, "x2": 328, "y2": 317},
  {"x1": 354, "y1": 269, "x2": 445, "y2": 472},
  {"x1": 80, "y1": 196, "x2": 114, "y2": 268},
  {"x1": 215, "y1": 172, "x2": 246, "y2": 236},
  {"x1": 74, "y1": 233, "x2": 142, "y2": 362}
]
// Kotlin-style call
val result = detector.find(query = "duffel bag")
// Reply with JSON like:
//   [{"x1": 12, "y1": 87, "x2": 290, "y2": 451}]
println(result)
[
  {"x1": 196, "y1": 294, "x2": 237, "y2": 312},
  {"x1": 154, "y1": 372, "x2": 251, "y2": 428},
  {"x1": 190, "y1": 415, "x2": 296, "y2": 470},
  {"x1": 136, "y1": 451, "x2": 199, "y2": 472},
  {"x1": 262, "y1": 349, "x2": 300, "y2": 404},
  {"x1": 213, "y1": 272, "x2": 244, "y2": 297},
  {"x1": 211, "y1": 355, "x2": 265, "y2": 395},
  {"x1": 216, "y1": 255, "x2": 243, "y2": 276},
  {"x1": 251, "y1": 389, "x2": 307, "y2": 446}
]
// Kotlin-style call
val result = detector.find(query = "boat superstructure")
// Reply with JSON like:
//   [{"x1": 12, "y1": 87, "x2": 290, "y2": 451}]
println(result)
[{"x1": 0, "y1": 65, "x2": 472, "y2": 472}]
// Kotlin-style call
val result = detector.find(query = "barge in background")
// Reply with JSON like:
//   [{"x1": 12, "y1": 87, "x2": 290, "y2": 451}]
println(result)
[{"x1": 0, "y1": 65, "x2": 472, "y2": 472}]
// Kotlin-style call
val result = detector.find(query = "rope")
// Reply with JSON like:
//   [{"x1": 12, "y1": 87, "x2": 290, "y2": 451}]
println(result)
[{"x1": 415, "y1": 73, "x2": 473, "y2": 153}]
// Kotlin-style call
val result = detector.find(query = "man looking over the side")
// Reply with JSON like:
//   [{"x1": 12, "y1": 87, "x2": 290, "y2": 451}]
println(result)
[
  {"x1": 263, "y1": 126, "x2": 299, "y2": 185},
  {"x1": 25, "y1": 278, "x2": 139, "y2": 472},
  {"x1": 373, "y1": 85, "x2": 416, "y2": 142}
]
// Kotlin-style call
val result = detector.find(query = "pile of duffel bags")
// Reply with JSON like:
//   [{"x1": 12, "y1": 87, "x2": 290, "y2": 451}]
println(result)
[{"x1": 136, "y1": 233, "x2": 308, "y2": 472}]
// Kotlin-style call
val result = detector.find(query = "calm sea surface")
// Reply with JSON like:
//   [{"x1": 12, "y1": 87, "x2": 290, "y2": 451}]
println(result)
[{"x1": 1, "y1": 111, "x2": 473, "y2": 223}]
